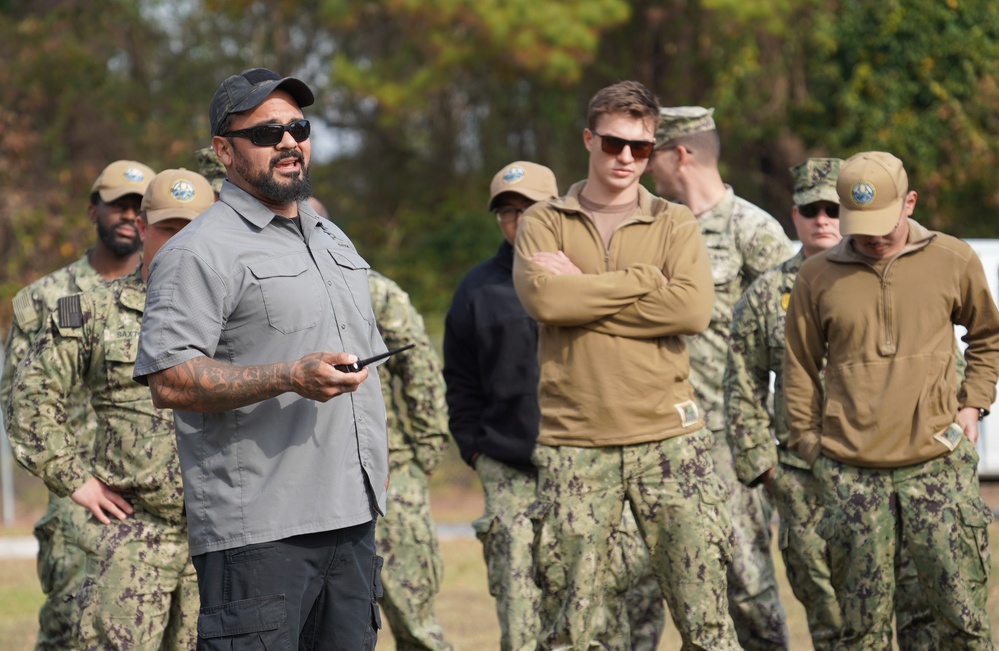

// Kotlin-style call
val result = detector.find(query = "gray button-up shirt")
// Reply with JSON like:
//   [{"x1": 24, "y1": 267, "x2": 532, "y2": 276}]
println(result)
[{"x1": 134, "y1": 181, "x2": 388, "y2": 556}]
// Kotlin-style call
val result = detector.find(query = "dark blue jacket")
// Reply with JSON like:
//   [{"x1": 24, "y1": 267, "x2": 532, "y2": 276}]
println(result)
[{"x1": 443, "y1": 241, "x2": 539, "y2": 471}]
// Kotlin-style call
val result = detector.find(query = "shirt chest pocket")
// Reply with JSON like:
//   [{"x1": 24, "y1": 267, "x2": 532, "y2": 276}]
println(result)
[
  {"x1": 704, "y1": 236, "x2": 742, "y2": 290},
  {"x1": 249, "y1": 255, "x2": 321, "y2": 334},
  {"x1": 104, "y1": 329, "x2": 143, "y2": 395},
  {"x1": 328, "y1": 250, "x2": 373, "y2": 324},
  {"x1": 767, "y1": 309, "x2": 787, "y2": 351}
]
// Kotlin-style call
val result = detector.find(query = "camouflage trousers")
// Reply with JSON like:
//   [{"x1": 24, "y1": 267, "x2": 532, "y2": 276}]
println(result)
[
  {"x1": 32, "y1": 492, "x2": 90, "y2": 651},
  {"x1": 375, "y1": 459, "x2": 452, "y2": 651},
  {"x1": 710, "y1": 428, "x2": 789, "y2": 650},
  {"x1": 815, "y1": 436, "x2": 995, "y2": 650},
  {"x1": 531, "y1": 430, "x2": 740, "y2": 651},
  {"x1": 75, "y1": 506, "x2": 198, "y2": 651},
  {"x1": 770, "y1": 462, "x2": 841, "y2": 650},
  {"x1": 773, "y1": 462, "x2": 941, "y2": 651},
  {"x1": 473, "y1": 455, "x2": 665, "y2": 651}
]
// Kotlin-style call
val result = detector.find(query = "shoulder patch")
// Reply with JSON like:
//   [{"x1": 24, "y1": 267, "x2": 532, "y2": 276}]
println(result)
[
  {"x1": 57, "y1": 295, "x2": 84, "y2": 328},
  {"x1": 780, "y1": 292, "x2": 791, "y2": 311},
  {"x1": 11, "y1": 289, "x2": 39, "y2": 332}
]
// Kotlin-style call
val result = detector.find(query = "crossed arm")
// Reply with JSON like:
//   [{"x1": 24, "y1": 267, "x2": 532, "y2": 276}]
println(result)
[{"x1": 513, "y1": 216, "x2": 713, "y2": 338}]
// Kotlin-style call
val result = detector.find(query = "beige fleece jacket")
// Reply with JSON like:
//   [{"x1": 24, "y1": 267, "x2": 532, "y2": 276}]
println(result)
[
  {"x1": 512, "y1": 181, "x2": 714, "y2": 447},
  {"x1": 785, "y1": 219, "x2": 999, "y2": 467}
]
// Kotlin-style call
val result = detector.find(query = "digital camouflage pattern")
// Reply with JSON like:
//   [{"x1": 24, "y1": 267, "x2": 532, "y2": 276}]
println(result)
[
  {"x1": 655, "y1": 106, "x2": 716, "y2": 143},
  {"x1": 471, "y1": 455, "x2": 540, "y2": 651},
  {"x1": 815, "y1": 439, "x2": 994, "y2": 649},
  {"x1": 685, "y1": 186, "x2": 792, "y2": 649},
  {"x1": 367, "y1": 270, "x2": 453, "y2": 650},
  {"x1": 8, "y1": 268, "x2": 196, "y2": 649},
  {"x1": 1, "y1": 253, "x2": 106, "y2": 651},
  {"x1": 725, "y1": 249, "x2": 943, "y2": 650},
  {"x1": 790, "y1": 158, "x2": 842, "y2": 206},
  {"x1": 75, "y1": 507, "x2": 197, "y2": 650},
  {"x1": 195, "y1": 146, "x2": 226, "y2": 194},
  {"x1": 472, "y1": 456, "x2": 666, "y2": 651},
  {"x1": 726, "y1": 251, "x2": 808, "y2": 483},
  {"x1": 686, "y1": 187, "x2": 793, "y2": 435},
  {"x1": 531, "y1": 431, "x2": 739, "y2": 651},
  {"x1": 725, "y1": 251, "x2": 840, "y2": 649},
  {"x1": 710, "y1": 443, "x2": 787, "y2": 651}
]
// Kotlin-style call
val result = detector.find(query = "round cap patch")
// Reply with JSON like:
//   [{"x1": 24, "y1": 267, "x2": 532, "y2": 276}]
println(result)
[
  {"x1": 502, "y1": 166, "x2": 526, "y2": 185},
  {"x1": 123, "y1": 167, "x2": 147, "y2": 183},
  {"x1": 851, "y1": 181, "x2": 876, "y2": 207},
  {"x1": 171, "y1": 179, "x2": 196, "y2": 202}
]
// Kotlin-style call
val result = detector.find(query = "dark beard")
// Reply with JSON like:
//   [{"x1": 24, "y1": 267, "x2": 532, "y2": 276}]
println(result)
[
  {"x1": 96, "y1": 220, "x2": 141, "y2": 256},
  {"x1": 233, "y1": 150, "x2": 312, "y2": 205}
]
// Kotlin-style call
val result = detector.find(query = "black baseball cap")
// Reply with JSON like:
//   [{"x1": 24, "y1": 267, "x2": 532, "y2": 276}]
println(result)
[{"x1": 209, "y1": 67, "x2": 315, "y2": 137}]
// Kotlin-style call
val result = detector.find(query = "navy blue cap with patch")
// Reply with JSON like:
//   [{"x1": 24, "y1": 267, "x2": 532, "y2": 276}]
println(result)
[{"x1": 209, "y1": 67, "x2": 315, "y2": 136}]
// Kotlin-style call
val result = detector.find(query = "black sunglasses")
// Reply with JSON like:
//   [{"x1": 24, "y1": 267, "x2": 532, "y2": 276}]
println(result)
[
  {"x1": 222, "y1": 119, "x2": 311, "y2": 146},
  {"x1": 798, "y1": 203, "x2": 839, "y2": 218},
  {"x1": 593, "y1": 132, "x2": 656, "y2": 159}
]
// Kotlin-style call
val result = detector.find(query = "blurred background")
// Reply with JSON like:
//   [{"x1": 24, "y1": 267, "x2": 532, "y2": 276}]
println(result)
[
  {"x1": 2, "y1": 4, "x2": 999, "y2": 645},
  {"x1": 2, "y1": 0, "x2": 999, "y2": 339}
]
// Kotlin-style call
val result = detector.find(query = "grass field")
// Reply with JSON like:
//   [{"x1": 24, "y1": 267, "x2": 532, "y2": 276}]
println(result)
[{"x1": 2, "y1": 460, "x2": 999, "y2": 649}]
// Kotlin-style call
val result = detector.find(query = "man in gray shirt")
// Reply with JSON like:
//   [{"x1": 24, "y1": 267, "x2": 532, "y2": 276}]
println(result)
[{"x1": 134, "y1": 67, "x2": 388, "y2": 649}]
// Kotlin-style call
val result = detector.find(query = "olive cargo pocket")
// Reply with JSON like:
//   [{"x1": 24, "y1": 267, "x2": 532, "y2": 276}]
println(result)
[
  {"x1": 526, "y1": 500, "x2": 557, "y2": 591},
  {"x1": 958, "y1": 500, "x2": 994, "y2": 583},
  {"x1": 33, "y1": 514, "x2": 60, "y2": 594}
]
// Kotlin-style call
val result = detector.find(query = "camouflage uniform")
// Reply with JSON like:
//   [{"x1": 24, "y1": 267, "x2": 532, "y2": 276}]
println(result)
[
  {"x1": 1, "y1": 253, "x2": 106, "y2": 651},
  {"x1": 785, "y1": 149, "x2": 999, "y2": 649},
  {"x1": 531, "y1": 430, "x2": 736, "y2": 651},
  {"x1": 8, "y1": 269, "x2": 197, "y2": 650},
  {"x1": 684, "y1": 186, "x2": 792, "y2": 649},
  {"x1": 726, "y1": 258, "x2": 946, "y2": 651},
  {"x1": 815, "y1": 441, "x2": 993, "y2": 650},
  {"x1": 472, "y1": 455, "x2": 665, "y2": 651},
  {"x1": 726, "y1": 250, "x2": 842, "y2": 649},
  {"x1": 656, "y1": 105, "x2": 792, "y2": 649},
  {"x1": 195, "y1": 146, "x2": 225, "y2": 195},
  {"x1": 368, "y1": 270, "x2": 453, "y2": 651}
]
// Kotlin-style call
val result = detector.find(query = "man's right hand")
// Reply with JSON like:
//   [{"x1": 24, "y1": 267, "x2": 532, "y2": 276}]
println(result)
[
  {"x1": 71, "y1": 476, "x2": 133, "y2": 524},
  {"x1": 290, "y1": 351, "x2": 368, "y2": 402}
]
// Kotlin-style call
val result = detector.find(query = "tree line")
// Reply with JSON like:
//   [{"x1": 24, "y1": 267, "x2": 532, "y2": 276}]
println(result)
[{"x1": 2, "y1": 0, "x2": 997, "y2": 335}]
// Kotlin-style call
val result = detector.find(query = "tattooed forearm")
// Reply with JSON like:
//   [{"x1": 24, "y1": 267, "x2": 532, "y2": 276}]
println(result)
[{"x1": 148, "y1": 356, "x2": 294, "y2": 412}]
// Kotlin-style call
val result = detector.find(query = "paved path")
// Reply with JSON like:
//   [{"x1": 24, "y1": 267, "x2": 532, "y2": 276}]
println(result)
[{"x1": 0, "y1": 537, "x2": 39, "y2": 559}]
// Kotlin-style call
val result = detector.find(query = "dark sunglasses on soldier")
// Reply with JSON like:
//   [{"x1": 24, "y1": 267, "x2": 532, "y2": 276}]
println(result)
[
  {"x1": 593, "y1": 132, "x2": 656, "y2": 159},
  {"x1": 798, "y1": 203, "x2": 840, "y2": 218},
  {"x1": 222, "y1": 119, "x2": 311, "y2": 146}
]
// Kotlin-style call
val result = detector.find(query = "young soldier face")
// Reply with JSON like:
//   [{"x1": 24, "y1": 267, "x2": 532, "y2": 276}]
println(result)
[{"x1": 583, "y1": 112, "x2": 655, "y2": 198}]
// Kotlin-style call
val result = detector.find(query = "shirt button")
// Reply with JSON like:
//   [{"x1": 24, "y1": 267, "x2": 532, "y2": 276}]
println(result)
[
  {"x1": 327, "y1": 281, "x2": 332, "y2": 286},
  {"x1": 341, "y1": 324, "x2": 347, "y2": 330}
]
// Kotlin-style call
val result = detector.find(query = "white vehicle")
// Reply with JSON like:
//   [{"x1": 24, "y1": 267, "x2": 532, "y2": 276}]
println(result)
[{"x1": 963, "y1": 240, "x2": 999, "y2": 478}]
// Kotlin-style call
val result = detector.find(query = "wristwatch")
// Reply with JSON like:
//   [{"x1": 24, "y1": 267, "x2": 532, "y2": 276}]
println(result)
[{"x1": 979, "y1": 408, "x2": 987, "y2": 421}]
